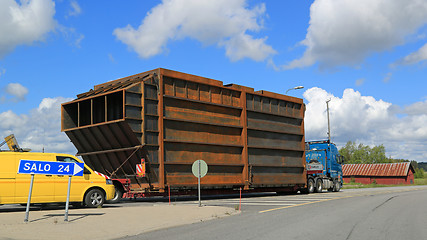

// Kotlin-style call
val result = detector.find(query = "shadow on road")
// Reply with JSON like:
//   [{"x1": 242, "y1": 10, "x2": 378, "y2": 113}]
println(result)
[
  {"x1": 0, "y1": 203, "x2": 121, "y2": 213},
  {"x1": 29, "y1": 212, "x2": 106, "y2": 222}
]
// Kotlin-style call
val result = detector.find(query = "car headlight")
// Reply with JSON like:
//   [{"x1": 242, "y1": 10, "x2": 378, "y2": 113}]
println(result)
[{"x1": 106, "y1": 179, "x2": 113, "y2": 185}]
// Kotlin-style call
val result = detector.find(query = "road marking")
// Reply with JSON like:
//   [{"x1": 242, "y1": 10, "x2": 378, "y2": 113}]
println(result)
[
  {"x1": 215, "y1": 202, "x2": 297, "y2": 206},
  {"x1": 216, "y1": 199, "x2": 316, "y2": 203},
  {"x1": 281, "y1": 197, "x2": 335, "y2": 200},
  {"x1": 259, "y1": 187, "x2": 427, "y2": 213},
  {"x1": 259, "y1": 196, "x2": 352, "y2": 213},
  {"x1": 178, "y1": 187, "x2": 427, "y2": 213}
]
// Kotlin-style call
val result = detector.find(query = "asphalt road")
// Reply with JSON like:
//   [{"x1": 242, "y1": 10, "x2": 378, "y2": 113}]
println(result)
[{"x1": 117, "y1": 186, "x2": 427, "y2": 240}]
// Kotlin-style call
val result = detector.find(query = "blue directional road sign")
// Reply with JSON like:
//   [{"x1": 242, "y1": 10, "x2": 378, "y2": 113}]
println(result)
[{"x1": 18, "y1": 160, "x2": 84, "y2": 176}]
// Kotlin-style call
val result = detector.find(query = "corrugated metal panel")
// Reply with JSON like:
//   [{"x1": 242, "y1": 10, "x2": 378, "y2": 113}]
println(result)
[
  {"x1": 64, "y1": 120, "x2": 147, "y2": 179},
  {"x1": 342, "y1": 163, "x2": 411, "y2": 177}
]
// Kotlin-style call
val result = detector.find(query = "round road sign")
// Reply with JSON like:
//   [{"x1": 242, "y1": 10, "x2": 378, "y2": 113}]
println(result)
[{"x1": 192, "y1": 160, "x2": 208, "y2": 178}]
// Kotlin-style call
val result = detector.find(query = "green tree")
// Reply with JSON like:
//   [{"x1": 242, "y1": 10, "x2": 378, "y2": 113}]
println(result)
[
  {"x1": 414, "y1": 168, "x2": 424, "y2": 179},
  {"x1": 411, "y1": 160, "x2": 424, "y2": 178},
  {"x1": 339, "y1": 141, "x2": 356, "y2": 163},
  {"x1": 339, "y1": 141, "x2": 388, "y2": 164}
]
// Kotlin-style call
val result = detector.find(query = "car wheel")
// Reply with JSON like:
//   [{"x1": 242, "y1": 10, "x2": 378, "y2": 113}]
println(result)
[
  {"x1": 85, "y1": 189, "x2": 105, "y2": 208},
  {"x1": 107, "y1": 187, "x2": 123, "y2": 204}
]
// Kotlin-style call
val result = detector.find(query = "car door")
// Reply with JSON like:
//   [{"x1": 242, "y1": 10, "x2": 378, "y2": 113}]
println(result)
[
  {"x1": 0, "y1": 153, "x2": 16, "y2": 204},
  {"x1": 54, "y1": 156, "x2": 88, "y2": 202}
]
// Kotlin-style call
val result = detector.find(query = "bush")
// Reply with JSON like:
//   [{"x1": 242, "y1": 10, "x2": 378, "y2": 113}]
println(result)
[{"x1": 414, "y1": 168, "x2": 424, "y2": 179}]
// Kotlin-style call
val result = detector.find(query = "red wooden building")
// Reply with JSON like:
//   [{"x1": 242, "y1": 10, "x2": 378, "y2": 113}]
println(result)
[{"x1": 342, "y1": 162, "x2": 415, "y2": 185}]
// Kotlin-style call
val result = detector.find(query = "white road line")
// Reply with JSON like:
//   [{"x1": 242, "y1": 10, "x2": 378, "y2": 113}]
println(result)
[
  {"x1": 279, "y1": 198, "x2": 335, "y2": 201},
  {"x1": 209, "y1": 200, "x2": 313, "y2": 203},
  {"x1": 212, "y1": 202, "x2": 297, "y2": 206}
]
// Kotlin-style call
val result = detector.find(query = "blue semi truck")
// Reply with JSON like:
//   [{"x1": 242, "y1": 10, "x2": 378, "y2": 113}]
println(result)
[{"x1": 304, "y1": 140, "x2": 344, "y2": 193}]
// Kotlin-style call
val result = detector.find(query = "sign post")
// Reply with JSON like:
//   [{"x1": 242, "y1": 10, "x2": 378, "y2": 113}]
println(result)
[
  {"x1": 24, "y1": 174, "x2": 34, "y2": 222},
  {"x1": 64, "y1": 175, "x2": 72, "y2": 222},
  {"x1": 18, "y1": 159, "x2": 84, "y2": 222},
  {"x1": 191, "y1": 160, "x2": 208, "y2": 207}
]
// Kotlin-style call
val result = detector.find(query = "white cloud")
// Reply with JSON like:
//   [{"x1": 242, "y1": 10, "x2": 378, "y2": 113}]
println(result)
[
  {"x1": 74, "y1": 33, "x2": 84, "y2": 48},
  {"x1": 57, "y1": 25, "x2": 85, "y2": 48},
  {"x1": 108, "y1": 53, "x2": 116, "y2": 63},
  {"x1": 285, "y1": 0, "x2": 427, "y2": 69},
  {"x1": 0, "y1": 97, "x2": 76, "y2": 154},
  {"x1": 304, "y1": 87, "x2": 427, "y2": 161},
  {"x1": 383, "y1": 72, "x2": 392, "y2": 83},
  {"x1": 5, "y1": 83, "x2": 28, "y2": 101},
  {"x1": 113, "y1": 0, "x2": 276, "y2": 62},
  {"x1": 0, "y1": 68, "x2": 5, "y2": 78},
  {"x1": 394, "y1": 43, "x2": 427, "y2": 66},
  {"x1": 403, "y1": 100, "x2": 427, "y2": 116},
  {"x1": 68, "y1": 0, "x2": 81, "y2": 17},
  {"x1": 0, "y1": 0, "x2": 56, "y2": 58},
  {"x1": 355, "y1": 78, "x2": 365, "y2": 86}
]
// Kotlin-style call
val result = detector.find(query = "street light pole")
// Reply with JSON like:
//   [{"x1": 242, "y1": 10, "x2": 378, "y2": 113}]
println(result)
[
  {"x1": 286, "y1": 86, "x2": 304, "y2": 94},
  {"x1": 326, "y1": 99, "x2": 332, "y2": 173},
  {"x1": 326, "y1": 99, "x2": 331, "y2": 143}
]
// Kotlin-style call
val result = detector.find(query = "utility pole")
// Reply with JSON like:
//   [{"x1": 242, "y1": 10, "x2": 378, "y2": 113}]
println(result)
[
  {"x1": 326, "y1": 99, "x2": 331, "y2": 143},
  {"x1": 326, "y1": 99, "x2": 332, "y2": 172}
]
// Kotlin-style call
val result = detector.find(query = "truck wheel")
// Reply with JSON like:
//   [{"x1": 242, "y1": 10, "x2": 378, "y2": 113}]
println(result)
[
  {"x1": 333, "y1": 181, "x2": 341, "y2": 192},
  {"x1": 308, "y1": 178, "x2": 315, "y2": 194},
  {"x1": 85, "y1": 189, "x2": 105, "y2": 208},
  {"x1": 315, "y1": 179, "x2": 323, "y2": 193},
  {"x1": 107, "y1": 187, "x2": 123, "y2": 204}
]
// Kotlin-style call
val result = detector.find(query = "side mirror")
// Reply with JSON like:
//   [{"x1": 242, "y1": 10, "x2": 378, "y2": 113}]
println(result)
[
  {"x1": 338, "y1": 156, "x2": 344, "y2": 164},
  {"x1": 84, "y1": 168, "x2": 91, "y2": 174}
]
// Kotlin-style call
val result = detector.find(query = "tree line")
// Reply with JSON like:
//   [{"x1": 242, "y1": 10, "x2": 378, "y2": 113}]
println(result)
[{"x1": 339, "y1": 141, "x2": 424, "y2": 178}]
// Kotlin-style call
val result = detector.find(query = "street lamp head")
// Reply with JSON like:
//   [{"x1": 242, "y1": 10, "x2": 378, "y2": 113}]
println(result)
[{"x1": 286, "y1": 86, "x2": 304, "y2": 94}]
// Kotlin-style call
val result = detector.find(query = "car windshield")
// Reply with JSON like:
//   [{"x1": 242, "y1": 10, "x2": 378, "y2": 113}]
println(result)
[{"x1": 56, "y1": 156, "x2": 79, "y2": 163}]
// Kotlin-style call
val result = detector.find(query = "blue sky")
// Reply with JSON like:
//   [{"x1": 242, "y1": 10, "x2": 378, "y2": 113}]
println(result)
[{"x1": 0, "y1": 0, "x2": 427, "y2": 161}]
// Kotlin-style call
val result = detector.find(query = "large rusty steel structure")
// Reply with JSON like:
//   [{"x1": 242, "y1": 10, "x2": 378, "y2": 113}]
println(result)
[{"x1": 61, "y1": 68, "x2": 306, "y2": 195}]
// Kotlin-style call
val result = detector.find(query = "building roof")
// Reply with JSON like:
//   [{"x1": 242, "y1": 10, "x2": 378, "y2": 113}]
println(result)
[{"x1": 342, "y1": 162, "x2": 414, "y2": 177}]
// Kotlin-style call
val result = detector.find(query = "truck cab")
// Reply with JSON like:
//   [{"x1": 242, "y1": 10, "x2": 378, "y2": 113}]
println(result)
[{"x1": 305, "y1": 140, "x2": 344, "y2": 193}]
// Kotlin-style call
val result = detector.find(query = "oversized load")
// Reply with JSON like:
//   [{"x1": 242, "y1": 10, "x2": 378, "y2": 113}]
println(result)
[{"x1": 61, "y1": 68, "x2": 306, "y2": 198}]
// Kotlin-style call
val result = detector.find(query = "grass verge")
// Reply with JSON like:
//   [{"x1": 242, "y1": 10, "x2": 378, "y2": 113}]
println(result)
[
  {"x1": 343, "y1": 174, "x2": 427, "y2": 189},
  {"x1": 415, "y1": 178, "x2": 427, "y2": 185},
  {"x1": 342, "y1": 183, "x2": 400, "y2": 189}
]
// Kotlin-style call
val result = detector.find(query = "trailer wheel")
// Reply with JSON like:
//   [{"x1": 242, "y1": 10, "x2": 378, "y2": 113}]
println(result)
[
  {"x1": 308, "y1": 178, "x2": 315, "y2": 194},
  {"x1": 107, "y1": 186, "x2": 124, "y2": 204},
  {"x1": 333, "y1": 181, "x2": 341, "y2": 192},
  {"x1": 85, "y1": 189, "x2": 105, "y2": 208},
  {"x1": 315, "y1": 179, "x2": 323, "y2": 193}
]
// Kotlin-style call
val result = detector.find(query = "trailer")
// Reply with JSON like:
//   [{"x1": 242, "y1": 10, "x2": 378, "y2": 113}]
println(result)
[{"x1": 61, "y1": 68, "x2": 307, "y2": 202}]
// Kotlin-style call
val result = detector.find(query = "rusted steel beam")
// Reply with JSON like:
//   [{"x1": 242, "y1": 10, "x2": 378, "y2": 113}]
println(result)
[
  {"x1": 158, "y1": 73, "x2": 165, "y2": 192},
  {"x1": 76, "y1": 145, "x2": 144, "y2": 156},
  {"x1": 109, "y1": 146, "x2": 141, "y2": 177},
  {"x1": 241, "y1": 91, "x2": 249, "y2": 190}
]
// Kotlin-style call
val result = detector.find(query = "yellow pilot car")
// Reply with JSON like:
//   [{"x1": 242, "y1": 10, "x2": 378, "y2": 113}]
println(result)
[{"x1": 0, "y1": 152, "x2": 115, "y2": 207}]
